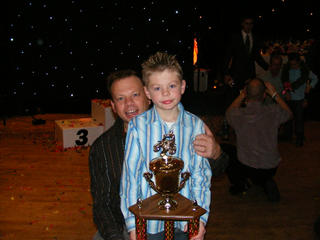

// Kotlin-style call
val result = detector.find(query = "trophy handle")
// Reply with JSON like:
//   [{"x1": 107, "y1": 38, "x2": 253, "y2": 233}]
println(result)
[
  {"x1": 177, "y1": 172, "x2": 190, "y2": 192},
  {"x1": 143, "y1": 172, "x2": 161, "y2": 194}
]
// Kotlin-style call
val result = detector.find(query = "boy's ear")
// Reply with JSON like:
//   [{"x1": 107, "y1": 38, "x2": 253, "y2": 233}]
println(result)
[
  {"x1": 181, "y1": 80, "x2": 186, "y2": 94},
  {"x1": 144, "y1": 86, "x2": 152, "y2": 100}
]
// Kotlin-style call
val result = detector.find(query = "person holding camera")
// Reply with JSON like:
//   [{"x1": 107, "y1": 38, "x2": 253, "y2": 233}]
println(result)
[{"x1": 225, "y1": 78, "x2": 292, "y2": 202}]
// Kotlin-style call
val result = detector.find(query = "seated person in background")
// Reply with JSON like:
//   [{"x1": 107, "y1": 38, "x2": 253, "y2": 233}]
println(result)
[
  {"x1": 226, "y1": 78, "x2": 292, "y2": 202},
  {"x1": 120, "y1": 52, "x2": 212, "y2": 240}
]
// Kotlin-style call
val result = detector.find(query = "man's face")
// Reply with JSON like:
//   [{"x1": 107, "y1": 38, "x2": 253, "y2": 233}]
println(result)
[
  {"x1": 110, "y1": 76, "x2": 150, "y2": 126},
  {"x1": 270, "y1": 58, "x2": 282, "y2": 75},
  {"x1": 289, "y1": 59, "x2": 300, "y2": 70},
  {"x1": 241, "y1": 18, "x2": 254, "y2": 33}
]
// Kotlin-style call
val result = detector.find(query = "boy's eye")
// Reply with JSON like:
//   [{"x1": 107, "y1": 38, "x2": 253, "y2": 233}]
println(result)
[
  {"x1": 169, "y1": 84, "x2": 176, "y2": 89},
  {"x1": 154, "y1": 87, "x2": 160, "y2": 91}
]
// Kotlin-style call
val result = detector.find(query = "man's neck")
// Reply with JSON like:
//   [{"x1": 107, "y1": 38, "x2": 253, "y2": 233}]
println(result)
[
  {"x1": 242, "y1": 30, "x2": 251, "y2": 35},
  {"x1": 247, "y1": 99, "x2": 263, "y2": 104},
  {"x1": 271, "y1": 71, "x2": 280, "y2": 77}
]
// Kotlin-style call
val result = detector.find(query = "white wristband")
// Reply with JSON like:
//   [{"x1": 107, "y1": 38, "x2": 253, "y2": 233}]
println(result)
[{"x1": 272, "y1": 92, "x2": 278, "y2": 99}]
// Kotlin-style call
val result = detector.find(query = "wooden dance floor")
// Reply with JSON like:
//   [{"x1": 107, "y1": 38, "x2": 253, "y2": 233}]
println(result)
[{"x1": 0, "y1": 114, "x2": 319, "y2": 239}]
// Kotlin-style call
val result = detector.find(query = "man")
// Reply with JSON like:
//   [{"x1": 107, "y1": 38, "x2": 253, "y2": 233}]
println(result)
[
  {"x1": 223, "y1": 15, "x2": 269, "y2": 97},
  {"x1": 221, "y1": 15, "x2": 269, "y2": 140},
  {"x1": 89, "y1": 69, "x2": 227, "y2": 240},
  {"x1": 262, "y1": 54, "x2": 284, "y2": 104},
  {"x1": 226, "y1": 78, "x2": 292, "y2": 202}
]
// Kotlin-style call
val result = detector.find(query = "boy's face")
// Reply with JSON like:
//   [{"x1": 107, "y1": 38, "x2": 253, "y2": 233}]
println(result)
[
  {"x1": 144, "y1": 69, "x2": 186, "y2": 114},
  {"x1": 110, "y1": 76, "x2": 150, "y2": 126},
  {"x1": 289, "y1": 59, "x2": 300, "y2": 70}
]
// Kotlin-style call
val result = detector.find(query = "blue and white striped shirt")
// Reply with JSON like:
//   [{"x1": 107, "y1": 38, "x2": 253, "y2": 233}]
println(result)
[{"x1": 120, "y1": 103, "x2": 212, "y2": 234}]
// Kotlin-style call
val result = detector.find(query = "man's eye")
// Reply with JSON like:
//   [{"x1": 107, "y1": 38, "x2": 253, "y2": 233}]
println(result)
[
  {"x1": 117, "y1": 97, "x2": 124, "y2": 101},
  {"x1": 133, "y1": 93, "x2": 140, "y2": 97}
]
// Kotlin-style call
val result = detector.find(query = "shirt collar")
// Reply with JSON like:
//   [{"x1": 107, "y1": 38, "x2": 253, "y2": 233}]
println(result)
[
  {"x1": 242, "y1": 30, "x2": 251, "y2": 38},
  {"x1": 246, "y1": 101, "x2": 263, "y2": 107},
  {"x1": 150, "y1": 102, "x2": 186, "y2": 127}
]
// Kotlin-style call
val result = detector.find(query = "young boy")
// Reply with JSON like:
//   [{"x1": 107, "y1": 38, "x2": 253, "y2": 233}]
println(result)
[
  {"x1": 281, "y1": 52, "x2": 318, "y2": 146},
  {"x1": 120, "y1": 52, "x2": 212, "y2": 240}
]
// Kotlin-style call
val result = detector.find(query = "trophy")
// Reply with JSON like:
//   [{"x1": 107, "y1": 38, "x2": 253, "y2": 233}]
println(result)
[{"x1": 143, "y1": 130, "x2": 190, "y2": 210}]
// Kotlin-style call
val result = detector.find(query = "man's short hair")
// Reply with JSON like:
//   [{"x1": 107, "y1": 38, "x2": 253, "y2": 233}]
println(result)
[
  {"x1": 240, "y1": 15, "x2": 254, "y2": 24},
  {"x1": 106, "y1": 69, "x2": 141, "y2": 96},
  {"x1": 288, "y1": 52, "x2": 301, "y2": 62},
  {"x1": 141, "y1": 52, "x2": 183, "y2": 85},
  {"x1": 247, "y1": 78, "x2": 266, "y2": 101}
]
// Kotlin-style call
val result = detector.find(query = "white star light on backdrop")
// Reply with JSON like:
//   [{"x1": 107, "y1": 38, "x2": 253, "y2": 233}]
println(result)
[
  {"x1": 14, "y1": 1, "x2": 190, "y2": 100},
  {"x1": 7, "y1": 0, "x2": 317, "y2": 109}
]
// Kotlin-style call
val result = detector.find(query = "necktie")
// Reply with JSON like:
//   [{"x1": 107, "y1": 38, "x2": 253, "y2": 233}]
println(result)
[{"x1": 245, "y1": 34, "x2": 250, "y2": 52}]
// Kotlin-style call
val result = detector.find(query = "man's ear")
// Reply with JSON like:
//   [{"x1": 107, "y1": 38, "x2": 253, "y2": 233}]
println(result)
[
  {"x1": 144, "y1": 86, "x2": 152, "y2": 100},
  {"x1": 110, "y1": 100, "x2": 116, "y2": 113},
  {"x1": 181, "y1": 80, "x2": 186, "y2": 94}
]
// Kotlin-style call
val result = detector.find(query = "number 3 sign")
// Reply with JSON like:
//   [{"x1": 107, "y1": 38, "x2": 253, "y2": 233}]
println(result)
[
  {"x1": 75, "y1": 129, "x2": 89, "y2": 145},
  {"x1": 55, "y1": 118, "x2": 104, "y2": 149}
]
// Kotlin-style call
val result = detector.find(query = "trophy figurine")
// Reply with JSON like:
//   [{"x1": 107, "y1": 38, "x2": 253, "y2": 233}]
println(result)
[{"x1": 144, "y1": 130, "x2": 190, "y2": 210}]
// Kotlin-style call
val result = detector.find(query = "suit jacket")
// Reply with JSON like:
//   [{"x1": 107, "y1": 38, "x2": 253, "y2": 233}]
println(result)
[
  {"x1": 224, "y1": 32, "x2": 269, "y2": 88},
  {"x1": 89, "y1": 117, "x2": 126, "y2": 240}
]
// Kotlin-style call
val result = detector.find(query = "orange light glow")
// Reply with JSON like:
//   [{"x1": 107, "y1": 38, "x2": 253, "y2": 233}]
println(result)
[{"x1": 193, "y1": 38, "x2": 198, "y2": 65}]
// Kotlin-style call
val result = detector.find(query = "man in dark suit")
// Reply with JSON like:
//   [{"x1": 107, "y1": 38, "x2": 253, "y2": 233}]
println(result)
[
  {"x1": 224, "y1": 15, "x2": 269, "y2": 89},
  {"x1": 221, "y1": 15, "x2": 269, "y2": 140}
]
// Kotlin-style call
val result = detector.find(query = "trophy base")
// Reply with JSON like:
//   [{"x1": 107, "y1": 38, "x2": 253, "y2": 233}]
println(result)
[{"x1": 158, "y1": 196, "x2": 178, "y2": 210}]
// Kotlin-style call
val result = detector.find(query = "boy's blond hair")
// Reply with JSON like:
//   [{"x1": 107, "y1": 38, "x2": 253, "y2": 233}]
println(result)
[{"x1": 141, "y1": 52, "x2": 183, "y2": 85}]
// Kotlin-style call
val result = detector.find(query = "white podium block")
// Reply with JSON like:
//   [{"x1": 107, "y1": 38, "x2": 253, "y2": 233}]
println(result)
[
  {"x1": 91, "y1": 99, "x2": 116, "y2": 132},
  {"x1": 55, "y1": 118, "x2": 104, "y2": 149},
  {"x1": 193, "y1": 69, "x2": 208, "y2": 92}
]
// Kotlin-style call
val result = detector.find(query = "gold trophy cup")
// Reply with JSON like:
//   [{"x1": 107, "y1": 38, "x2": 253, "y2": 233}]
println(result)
[{"x1": 144, "y1": 130, "x2": 190, "y2": 210}]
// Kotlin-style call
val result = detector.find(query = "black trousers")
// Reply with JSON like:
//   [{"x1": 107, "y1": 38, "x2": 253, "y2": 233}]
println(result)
[
  {"x1": 285, "y1": 99, "x2": 305, "y2": 141},
  {"x1": 226, "y1": 154, "x2": 278, "y2": 190}
]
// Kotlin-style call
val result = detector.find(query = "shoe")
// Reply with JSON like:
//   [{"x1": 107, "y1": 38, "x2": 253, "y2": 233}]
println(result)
[
  {"x1": 229, "y1": 185, "x2": 246, "y2": 195},
  {"x1": 295, "y1": 138, "x2": 304, "y2": 147},
  {"x1": 264, "y1": 179, "x2": 280, "y2": 202},
  {"x1": 229, "y1": 181, "x2": 251, "y2": 196}
]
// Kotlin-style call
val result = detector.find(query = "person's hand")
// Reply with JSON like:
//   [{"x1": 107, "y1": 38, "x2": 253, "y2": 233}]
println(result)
[
  {"x1": 303, "y1": 99, "x2": 308, "y2": 108},
  {"x1": 285, "y1": 92, "x2": 291, "y2": 101},
  {"x1": 239, "y1": 87, "x2": 247, "y2": 99},
  {"x1": 224, "y1": 75, "x2": 234, "y2": 87},
  {"x1": 183, "y1": 221, "x2": 206, "y2": 240},
  {"x1": 305, "y1": 79, "x2": 311, "y2": 94},
  {"x1": 264, "y1": 81, "x2": 276, "y2": 96},
  {"x1": 193, "y1": 124, "x2": 221, "y2": 159},
  {"x1": 129, "y1": 230, "x2": 136, "y2": 240}
]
